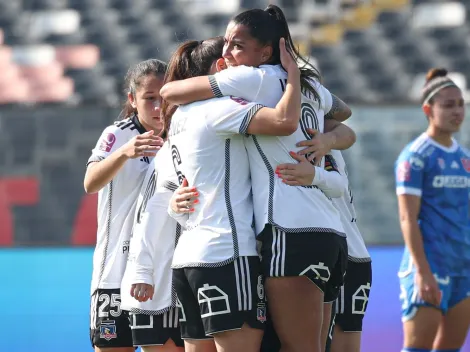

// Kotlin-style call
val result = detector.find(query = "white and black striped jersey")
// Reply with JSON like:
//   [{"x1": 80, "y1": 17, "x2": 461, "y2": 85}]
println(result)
[
  {"x1": 211, "y1": 65, "x2": 345, "y2": 236},
  {"x1": 121, "y1": 142, "x2": 180, "y2": 314},
  {"x1": 329, "y1": 149, "x2": 370, "y2": 261},
  {"x1": 88, "y1": 114, "x2": 152, "y2": 294},
  {"x1": 167, "y1": 96, "x2": 262, "y2": 268}
]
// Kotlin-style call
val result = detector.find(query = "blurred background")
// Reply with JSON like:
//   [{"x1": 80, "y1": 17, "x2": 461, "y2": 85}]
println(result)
[{"x1": 0, "y1": 0, "x2": 469, "y2": 351}]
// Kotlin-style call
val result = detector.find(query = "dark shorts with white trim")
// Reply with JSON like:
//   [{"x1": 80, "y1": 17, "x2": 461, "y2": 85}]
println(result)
[
  {"x1": 89, "y1": 288, "x2": 133, "y2": 348},
  {"x1": 129, "y1": 308, "x2": 184, "y2": 347},
  {"x1": 172, "y1": 256, "x2": 267, "y2": 340},
  {"x1": 325, "y1": 260, "x2": 372, "y2": 351},
  {"x1": 258, "y1": 224, "x2": 348, "y2": 302}
]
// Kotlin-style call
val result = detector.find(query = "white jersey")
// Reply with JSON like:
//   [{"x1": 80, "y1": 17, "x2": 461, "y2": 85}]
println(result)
[
  {"x1": 121, "y1": 143, "x2": 180, "y2": 314},
  {"x1": 212, "y1": 65, "x2": 345, "y2": 236},
  {"x1": 88, "y1": 115, "x2": 152, "y2": 294},
  {"x1": 329, "y1": 149, "x2": 370, "y2": 261},
  {"x1": 167, "y1": 97, "x2": 262, "y2": 268}
]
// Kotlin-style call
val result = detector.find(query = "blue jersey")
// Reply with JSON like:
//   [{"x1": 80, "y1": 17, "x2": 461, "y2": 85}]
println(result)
[{"x1": 395, "y1": 133, "x2": 470, "y2": 276}]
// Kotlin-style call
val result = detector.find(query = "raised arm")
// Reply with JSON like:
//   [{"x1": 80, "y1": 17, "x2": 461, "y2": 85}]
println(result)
[
  {"x1": 84, "y1": 129, "x2": 163, "y2": 194},
  {"x1": 160, "y1": 76, "x2": 214, "y2": 105}
]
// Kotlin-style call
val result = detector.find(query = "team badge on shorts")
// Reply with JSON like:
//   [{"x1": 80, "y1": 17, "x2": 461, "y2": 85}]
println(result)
[
  {"x1": 100, "y1": 321, "x2": 117, "y2": 341},
  {"x1": 257, "y1": 303, "x2": 267, "y2": 323}
]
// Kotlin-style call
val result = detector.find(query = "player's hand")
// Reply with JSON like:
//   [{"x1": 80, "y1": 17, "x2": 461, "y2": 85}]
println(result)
[
  {"x1": 279, "y1": 38, "x2": 299, "y2": 75},
  {"x1": 415, "y1": 270, "x2": 442, "y2": 307},
  {"x1": 121, "y1": 130, "x2": 163, "y2": 159},
  {"x1": 296, "y1": 128, "x2": 334, "y2": 166},
  {"x1": 130, "y1": 283, "x2": 154, "y2": 302},
  {"x1": 170, "y1": 178, "x2": 199, "y2": 214},
  {"x1": 276, "y1": 152, "x2": 316, "y2": 186}
]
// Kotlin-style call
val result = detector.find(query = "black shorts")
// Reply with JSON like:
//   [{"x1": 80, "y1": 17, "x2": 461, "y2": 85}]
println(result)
[
  {"x1": 90, "y1": 288, "x2": 133, "y2": 348},
  {"x1": 333, "y1": 260, "x2": 372, "y2": 332},
  {"x1": 129, "y1": 308, "x2": 184, "y2": 347},
  {"x1": 173, "y1": 256, "x2": 267, "y2": 340},
  {"x1": 259, "y1": 225, "x2": 348, "y2": 302}
]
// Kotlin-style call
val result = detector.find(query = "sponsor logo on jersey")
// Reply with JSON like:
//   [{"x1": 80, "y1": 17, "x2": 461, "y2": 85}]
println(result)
[
  {"x1": 230, "y1": 96, "x2": 249, "y2": 105},
  {"x1": 99, "y1": 133, "x2": 116, "y2": 152},
  {"x1": 409, "y1": 156, "x2": 424, "y2": 170},
  {"x1": 432, "y1": 175, "x2": 469, "y2": 188},
  {"x1": 461, "y1": 158, "x2": 470, "y2": 173},
  {"x1": 397, "y1": 161, "x2": 411, "y2": 182},
  {"x1": 122, "y1": 240, "x2": 129, "y2": 254},
  {"x1": 437, "y1": 158, "x2": 446, "y2": 170},
  {"x1": 100, "y1": 321, "x2": 117, "y2": 341}
]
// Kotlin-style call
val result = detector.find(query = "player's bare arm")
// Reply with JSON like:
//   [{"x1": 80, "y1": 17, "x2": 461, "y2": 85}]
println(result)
[{"x1": 324, "y1": 94, "x2": 352, "y2": 122}]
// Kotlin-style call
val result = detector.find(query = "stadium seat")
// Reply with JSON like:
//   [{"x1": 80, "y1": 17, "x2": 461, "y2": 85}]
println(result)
[
  {"x1": 341, "y1": 4, "x2": 377, "y2": 30},
  {"x1": 411, "y1": 2, "x2": 466, "y2": 28},
  {"x1": 0, "y1": 0, "x2": 468, "y2": 103}
]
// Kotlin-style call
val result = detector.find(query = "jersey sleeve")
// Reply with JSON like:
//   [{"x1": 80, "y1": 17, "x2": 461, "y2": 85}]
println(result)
[
  {"x1": 87, "y1": 124, "x2": 127, "y2": 167},
  {"x1": 207, "y1": 97, "x2": 264, "y2": 136},
  {"x1": 210, "y1": 65, "x2": 264, "y2": 101},
  {"x1": 319, "y1": 84, "x2": 333, "y2": 114},
  {"x1": 395, "y1": 150, "x2": 425, "y2": 197},
  {"x1": 132, "y1": 187, "x2": 174, "y2": 285},
  {"x1": 312, "y1": 154, "x2": 347, "y2": 198}
]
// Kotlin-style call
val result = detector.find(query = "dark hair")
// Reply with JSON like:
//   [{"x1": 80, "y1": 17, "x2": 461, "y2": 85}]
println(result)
[
  {"x1": 161, "y1": 36, "x2": 224, "y2": 134},
  {"x1": 120, "y1": 59, "x2": 167, "y2": 119},
  {"x1": 421, "y1": 67, "x2": 459, "y2": 105},
  {"x1": 425, "y1": 67, "x2": 448, "y2": 83},
  {"x1": 231, "y1": 4, "x2": 321, "y2": 103}
]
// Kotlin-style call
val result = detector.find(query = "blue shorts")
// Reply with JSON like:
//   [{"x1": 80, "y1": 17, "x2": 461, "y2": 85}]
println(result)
[{"x1": 398, "y1": 260, "x2": 470, "y2": 322}]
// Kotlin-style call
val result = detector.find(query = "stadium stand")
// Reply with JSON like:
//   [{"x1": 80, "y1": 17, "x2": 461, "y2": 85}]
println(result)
[{"x1": 0, "y1": 0, "x2": 469, "y2": 104}]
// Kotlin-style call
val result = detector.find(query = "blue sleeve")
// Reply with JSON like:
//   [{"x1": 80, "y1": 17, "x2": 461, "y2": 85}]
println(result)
[{"x1": 395, "y1": 149, "x2": 425, "y2": 197}]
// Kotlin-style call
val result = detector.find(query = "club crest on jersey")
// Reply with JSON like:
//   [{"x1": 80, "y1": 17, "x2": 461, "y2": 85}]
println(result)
[
  {"x1": 100, "y1": 321, "x2": 117, "y2": 341},
  {"x1": 397, "y1": 161, "x2": 411, "y2": 182},
  {"x1": 99, "y1": 133, "x2": 116, "y2": 152},
  {"x1": 230, "y1": 96, "x2": 248, "y2": 105},
  {"x1": 461, "y1": 158, "x2": 470, "y2": 172}
]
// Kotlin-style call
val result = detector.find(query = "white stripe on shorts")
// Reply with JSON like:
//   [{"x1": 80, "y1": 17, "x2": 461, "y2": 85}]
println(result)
[
  {"x1": 90, "y1": 293, "x2": 98, "y2": 329},
  {"x1": 270, "y1": 227, "x2": 286, "y2": 277},
  {"x1": 234, "y1": 257, "x2": 252, "y2": 311}
]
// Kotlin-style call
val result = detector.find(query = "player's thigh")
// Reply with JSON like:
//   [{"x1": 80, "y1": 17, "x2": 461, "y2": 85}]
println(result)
[
  {"x1": 141, "y1": 339, "x2": 184, "y2": 352},
  {"x1": 259, "y1": 228, "x2": 346, "y2": 352},
  {"x1": 434, "y1": 289, "x2": 470, "y2": 349},
  {"x1": 90, "y1": 289, "x2": 133, "y2": 350},
  {"x1": 94, "y1": 348, "x2": 134, "y2": 352},
  {"x1": 333, "y1": 261, "x2": 372, "y2": 334},
  {"x1": 184, "y1": 339, "x2": 217, "y2": 352},
  {"x1": 266, "y1": 276, "x2": 324, "y2": 352},
  {"x1": 129, "y1": 310, "x2": 183, "y2": 350},
  {"x1": 321, "y1": 303, "x2": 333, "y2": 349},
  {"x1": 260, "y1": 307, "x2": 281, "y2": 352},
  {"x1": 213, "y1": 323, "x2": 264, "y2": 352},
  {"x1": 330, "y1": 327, "x2": 361, "y2": 352},
  {"x1": 403, "y1": 307, "x2": 442, "y2": 349}
]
